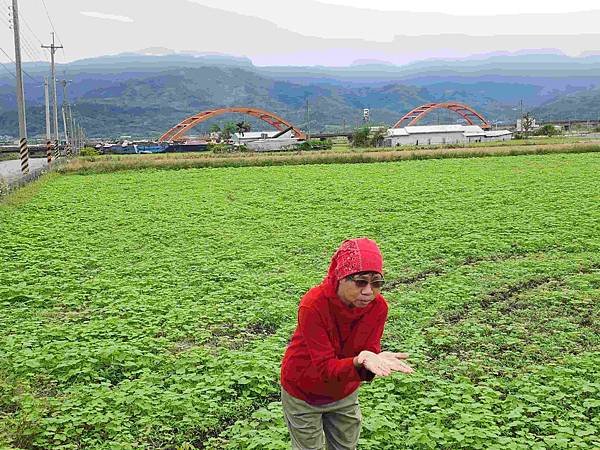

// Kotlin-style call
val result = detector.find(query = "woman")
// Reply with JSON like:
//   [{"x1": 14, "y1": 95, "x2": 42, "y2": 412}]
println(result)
[{"x1": 280, "y1": 237, "x2": 413, "y2": 450}]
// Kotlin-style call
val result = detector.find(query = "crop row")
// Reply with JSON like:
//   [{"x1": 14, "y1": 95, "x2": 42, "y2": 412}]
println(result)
[{"x1": 1, "y1": 153, "x2": 599, "y2": 448}]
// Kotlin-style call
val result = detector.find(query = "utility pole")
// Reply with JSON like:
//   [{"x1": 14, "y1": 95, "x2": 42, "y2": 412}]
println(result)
[
  {"x1": 306, "y1": 99, "x2": 311, "y2": 141},
  {"x1": 44, "y1": 78, "x2": 50, "y2": 141},
  {"x1": 61, "y1": 106, "x2": 69, "y2": 155},
  {"x1": 42, "y1": 33, "x2": 63, "y2": 156},
  {"x1": 79, "y1": 124, "x2": 85, "y2": 150},
  {"x1": 44, "y1": 77, "x2": 52, "y2": 163},
  {"x1": 68, "y1": 106, "x2": 75, "y2": 154},
  {"x1": 71, "y1": 119, "x2": 77, "y2": 153},
  {"x1": 520, "y1": 99, "x2": 523, "y2": 121},
  {"x1": 76, "y1": 122, "x2": 81, "y2": 154},
  {"x1": 11, "y1": 0, "x2": 29, "y2": 174},
  {"x1": 61, "y1": 79, "x2": 70, "y2": 155}
]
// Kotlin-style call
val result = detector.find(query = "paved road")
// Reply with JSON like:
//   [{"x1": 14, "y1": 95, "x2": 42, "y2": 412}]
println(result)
[{"x1": 0, "y1": 158, "x2": 49, "y2": 183}]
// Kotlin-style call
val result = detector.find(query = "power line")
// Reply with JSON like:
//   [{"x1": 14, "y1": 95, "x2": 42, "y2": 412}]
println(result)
[
  {"x1": 0, "y1": 59, "x2": 16, "y2": 78},
  {"x1": 18, "y1": 32, "x2": 40, "y2": 61},
  {"x1": 0, "y1": 45, "x2": 15, "y2": 61},
  {"x1": 1, "y1": 1, "x2": 47, "y2": 62},
  {"x1": 0, "y1": 4, "x2": 12, "y2": 28},
  {"x1": 20, "y1": 17, "x2": 49, "y2": 61},
  {"x1": 0, "y1": 45, "x2": 41, "y2": 83},
  {"x1": 39, "y1": 0, "x2": 65, "y2": 59},
  {"x1": 20, "y1": 10, "x2": 44, "y2": 47}
]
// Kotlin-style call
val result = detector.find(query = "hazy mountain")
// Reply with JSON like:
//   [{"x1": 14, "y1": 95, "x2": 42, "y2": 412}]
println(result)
[
  {"x1": 533, "y1": 87, "x2": 600, "y2": 121},
  {"x1": 1, "y1": 53, "x2": 599, "y2": 139}
]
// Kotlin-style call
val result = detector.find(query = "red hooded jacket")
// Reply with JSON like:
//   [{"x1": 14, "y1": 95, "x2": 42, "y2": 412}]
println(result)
[{"x1": 280, "y1": 238, "x2": 388, "y2": 405}]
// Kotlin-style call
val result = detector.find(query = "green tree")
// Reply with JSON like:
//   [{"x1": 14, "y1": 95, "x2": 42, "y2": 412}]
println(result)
[
  {"x1": 221, "y1": 122, "x2": 237, "y2": 141},
  {"x1": 209, "y1": 124, "x2": 221, "y2": 134},
  {"x1": 521, "y1": 112, "x2": 535, "y2": 137},
  {"x1": 352, "y1": 126, "x2": 370, "y2": 148},
  {"x1": 236, "y1": 121, "x2": 251, "y2": 136},
  {"x1": 534, "y1": 124, "x2": 560, "y2": 137},
  {"x1": 369, "y1": 127, "x2": 386, "y2": 147}
]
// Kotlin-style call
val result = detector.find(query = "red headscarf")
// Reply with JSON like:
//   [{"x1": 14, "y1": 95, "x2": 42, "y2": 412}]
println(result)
[{"x1": 320, "y1": 238, "x2": 384, "y2": 319}]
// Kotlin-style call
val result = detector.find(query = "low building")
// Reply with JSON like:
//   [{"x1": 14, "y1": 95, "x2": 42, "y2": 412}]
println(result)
[
  {"x1": 244, "y1": 138, "x2": 299, "y2": 152},
  {"x1": 383, "y1": 125, "x2": 512, "y2": 147},
  {"x1": 232, "y1": 130, "x2": 299, "y2": 151},
  {"x1": 232, "y1": 130, "x2": 295, "y2": 143},
  {"x1": 516, "y1": 117, "x2": 540, "y2": 132}
]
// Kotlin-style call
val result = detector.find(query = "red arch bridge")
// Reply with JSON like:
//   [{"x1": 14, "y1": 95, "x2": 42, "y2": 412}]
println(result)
[
  {"x1": 159, "y1": 107, "x2": 306, "y2": 142},
  {"x1": 392, "y1": 102, "x2": 491, "y2": 130},
  {"x1": 159, "y1": 102, "x2": 492, "y2": 143}
]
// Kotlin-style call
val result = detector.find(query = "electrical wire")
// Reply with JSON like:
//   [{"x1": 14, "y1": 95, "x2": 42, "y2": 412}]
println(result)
[
  {"x1": 0, "y1": 4, "x2": 12, "y2": 28},
  {"x1": 0, "y1": 59, "x2": 16, "y2": 78},
  {"x1": 39, "y1": 0, "x2": 66, "y2": 59},
  {"x1": 0, "y1": 0, "x2": 10, "y2": 14},
  {"x1": 18, "y1": 33, "x2": 39, "y2": 61},
  {"x1": 0, "y1": 46, "x2": 42, "y2": 83},
  {"x1": 0, "y1": 0, "x2": 47, "y2": 62},
  {"x1": 20, "y1": 11, "x2": 45, "y2": 48},
  {"x1": 19, "y1": 21, "x2": 48, "y2": 62}
]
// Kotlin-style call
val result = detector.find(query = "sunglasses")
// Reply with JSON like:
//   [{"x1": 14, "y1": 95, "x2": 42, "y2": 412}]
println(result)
[{"x1": 347, "y1": 275, "x2": 385, "y2": 290}]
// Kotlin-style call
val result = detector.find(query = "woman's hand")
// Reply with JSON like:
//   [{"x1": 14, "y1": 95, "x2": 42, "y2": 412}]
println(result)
[
  {"x1": 354, "y1": 350, "x2": 413, "y2": 377},
  {"x1": 356, "y1": 351, "x2": 392, "y2": 376},
  {"x1": 378, "y1": 351, "x2": 414, "y2": 374}
]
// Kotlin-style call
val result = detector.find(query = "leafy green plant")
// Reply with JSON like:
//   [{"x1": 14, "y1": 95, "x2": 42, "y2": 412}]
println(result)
[
  {"x1": 1, "y1": 153, "x2": 599, "y2": 449},
  {"x1": 0, "y1": 178, "x2": 8, "y2": 197},
  {"x1": 79, "y1": 147, "x2": 101, "y2": 156},
  {"x1": 351, "y1": 126, "x2": 370, "y2": 147},
  {"x1": 208, "y1": 143, "x2": 234, "y2": 154},
  {"x1": 221, "y1": 122, "x2": 238, "y2": 141},
  {"x1": 533, "y1": 124, "x2": 561, "y2": 137},
  {"x1": 297, "y1": 139, "x2": 332, "y2": 151}
]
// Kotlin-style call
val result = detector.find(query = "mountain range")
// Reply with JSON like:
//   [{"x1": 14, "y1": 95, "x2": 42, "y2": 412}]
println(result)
[{"x1": 1, "y1": 52, "x2": 599, "y2": 139}]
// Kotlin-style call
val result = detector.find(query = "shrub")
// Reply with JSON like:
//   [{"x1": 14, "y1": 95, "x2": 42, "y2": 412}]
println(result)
[
  {"x1": 297, "y1": 140, "x2": 333, "y2": 151},
  {"x1": 208, "y1": 143, "x2": 234, "y2": 154},
  {"x1": 352, "y1": 126, "x2": 370, "y2": 147},
  {"x1": 207, "y1": 143, "x2": 251, "y2": 154},
  {"x1": 369, "y1": 129, "x2": 386, "y2": 147},
  {"x1": 79, "y1": 147, "x2": 101, "y2": 156},
  {"x1": 534, "y1": 124, "x2": 560, "y2": 137},
  {"x1": 0, "y1": 178, "x2": 8, "y2": 197}
]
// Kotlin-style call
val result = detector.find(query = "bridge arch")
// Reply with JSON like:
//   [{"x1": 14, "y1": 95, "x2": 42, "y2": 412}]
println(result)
[
  {"x1": 393, "y1": 102, "x2": 491, "y2": 130},
  {"x1": 159, "y1": 107, "x2": 306, "y2": 142}
]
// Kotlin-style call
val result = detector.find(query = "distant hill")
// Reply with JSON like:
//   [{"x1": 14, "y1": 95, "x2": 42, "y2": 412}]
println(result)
[
  {"x1": 0, "y1": 53, "x2": 599, "y2": 139},
  {"x1": 533, "y1": 87, "x2": 600, "y2": 121}
]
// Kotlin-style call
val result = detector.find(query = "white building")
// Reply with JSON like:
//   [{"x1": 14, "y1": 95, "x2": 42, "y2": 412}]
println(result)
[
  {"x1": 232, "y1": 130, "x2": 299, "y2": 151},
  {"x1": 232, "y1": 130, "x2": 295, "y2": 142},
  {"x1": 515, "y1": 118, "x2": 540, "y2": 132},
  {"x1": 382, "y1": 125, "x2": 512, "y2": 147}
]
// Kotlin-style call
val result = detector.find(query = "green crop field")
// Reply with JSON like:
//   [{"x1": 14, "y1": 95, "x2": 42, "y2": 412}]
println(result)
[{"x1": 1, "y1": 153, "x2": 599, "y2": 449}]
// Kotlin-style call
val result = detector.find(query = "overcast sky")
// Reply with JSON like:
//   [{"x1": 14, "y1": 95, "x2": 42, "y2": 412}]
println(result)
[
  {"x1": 1, "y1": 0, "x2": 599, "y2": 66},
  {"x1": 309, "y1": 0, "x2": 599, "y2": 15}
]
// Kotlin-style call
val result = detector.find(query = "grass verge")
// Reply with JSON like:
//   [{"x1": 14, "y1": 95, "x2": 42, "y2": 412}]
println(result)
[
  {"x1": 0, "y1": 173, "x2": 60, "y2": 207},
  {"x1": 59, "y1": 142, "x2": 600, "y2": 175}
]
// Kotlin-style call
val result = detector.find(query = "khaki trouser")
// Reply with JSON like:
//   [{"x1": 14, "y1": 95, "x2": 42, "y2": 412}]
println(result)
[{"x1": 281, "y1": 387, "x2": 362, "y2": 450}]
